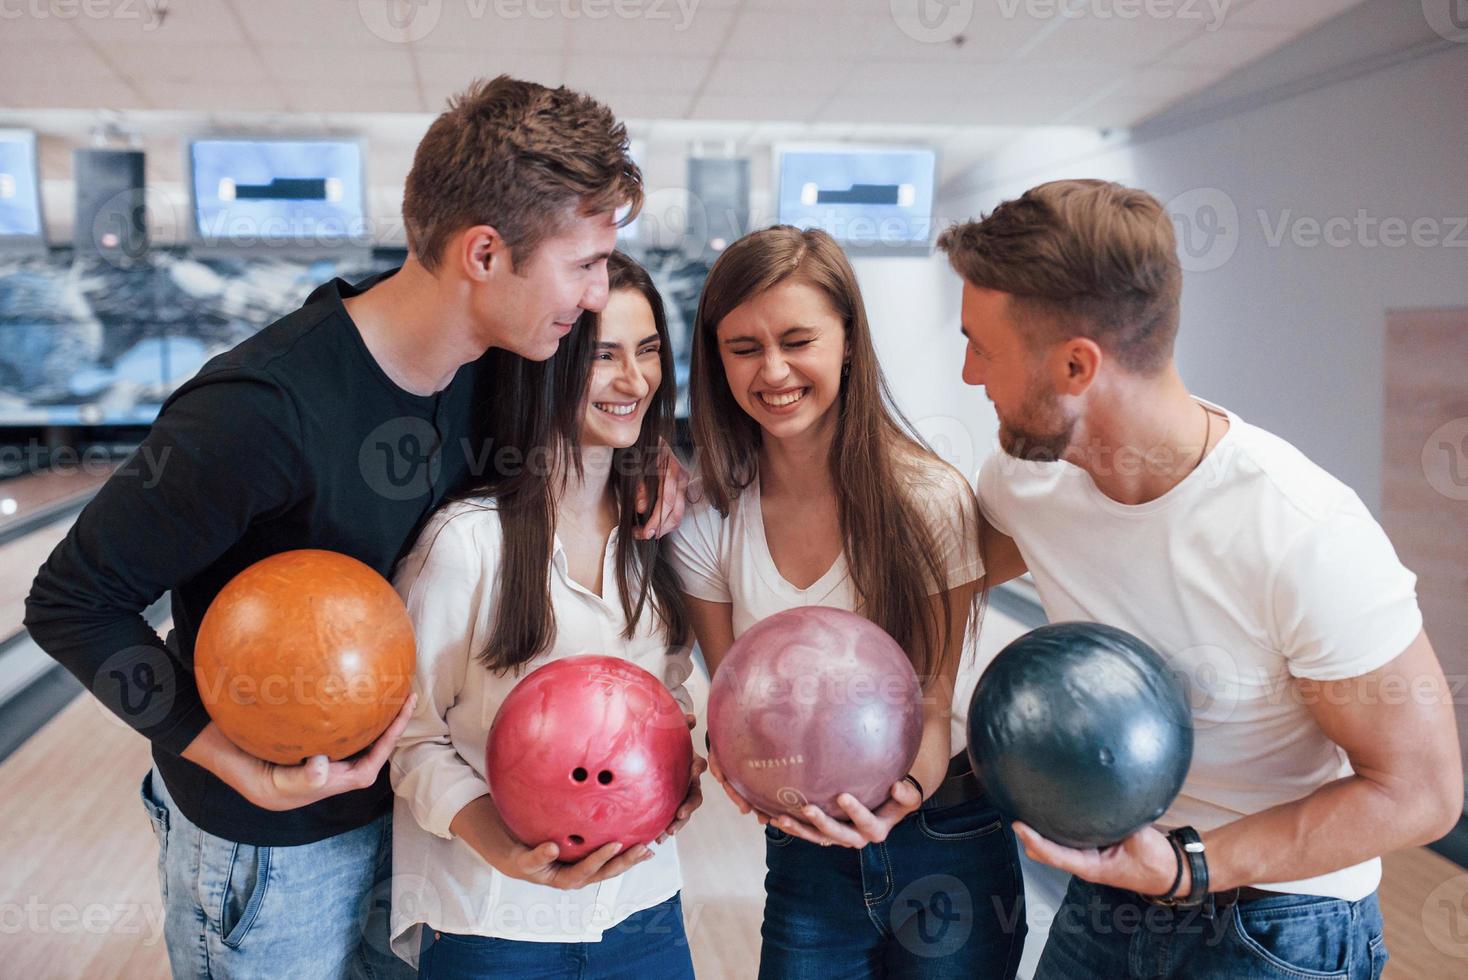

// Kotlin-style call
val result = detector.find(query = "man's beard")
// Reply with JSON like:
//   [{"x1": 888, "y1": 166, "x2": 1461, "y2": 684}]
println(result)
[{"x1": 998, "y1": 378, "x2": 1076, "y2": 462}]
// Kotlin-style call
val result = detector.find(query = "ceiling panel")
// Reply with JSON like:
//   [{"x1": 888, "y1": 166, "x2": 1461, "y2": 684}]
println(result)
[
  {"x1": 0, "y1": 0, "x2": 1379, "y2": 130},
  {"x1": 699, "y1": 59, "x2": 852, "y2": 99},
  {"x1": 407, "y1": 1, "x2": 569, "y2": 51}
]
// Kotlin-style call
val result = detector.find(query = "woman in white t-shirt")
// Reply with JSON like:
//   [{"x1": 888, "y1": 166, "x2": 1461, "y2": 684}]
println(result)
[
  {"x1": 388, "y1": 252, "x2": 704, "y2": 979},
  {"x1": 669, "y1": 226, "x2": 1025, "y2": 978}
]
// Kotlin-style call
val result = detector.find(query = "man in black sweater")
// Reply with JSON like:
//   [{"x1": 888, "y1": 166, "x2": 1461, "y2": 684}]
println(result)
[{"x1": 24, "y1": 77, "x2": 678, "y2": 979}]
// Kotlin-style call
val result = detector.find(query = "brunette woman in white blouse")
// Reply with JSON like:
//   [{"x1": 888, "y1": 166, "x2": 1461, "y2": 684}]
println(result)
[{"x1": 388, "y1": 252, "x2": 704, "y2": 978}]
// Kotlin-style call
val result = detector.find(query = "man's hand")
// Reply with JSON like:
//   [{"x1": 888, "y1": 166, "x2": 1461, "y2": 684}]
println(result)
[
  {"x1": 634, "y1": 439, "x2": 689, "y2": 540},
  {"x1": 182, "y1": 694, "x2": 417, "y2": 812},
  {"x1": 1013, "y1": 821, "x2": 1182, "y2": 897}
]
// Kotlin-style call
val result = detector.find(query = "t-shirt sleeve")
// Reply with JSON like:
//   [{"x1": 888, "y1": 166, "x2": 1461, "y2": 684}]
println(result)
[
  {"x1": 23, "y1": 375, "x2": 300, "y2": 756},
  {"x1": 975, "y1": 453, "x2": 1013, "y2": 537},
  {"x1": 389, "y1": 506, "x2": 496, "y2": 839},
  {"x1": 1271, "y1": 501, "x2": 1423, "y2": 681},
  {"x1": 666, "y1": 481, "x2": 731, "y2": 603},
  {"x1": 911, "y1": 462, "x2": 985, "y2": 593}
]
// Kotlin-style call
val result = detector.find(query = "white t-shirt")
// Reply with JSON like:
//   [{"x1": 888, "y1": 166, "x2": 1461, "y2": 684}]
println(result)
[
  {"x1": 668, "y1": 455, "x2": 987, "y2": 751},
  {"x1": 388, "y1": 499, "x2": 693, "y2": 966},
  {"x1": 976, "y1": 400, "x2": 1422, "y2": 901}
]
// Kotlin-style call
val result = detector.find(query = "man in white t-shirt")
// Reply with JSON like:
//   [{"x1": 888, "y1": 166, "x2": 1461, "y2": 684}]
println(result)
[{"x1": 937, "y1": 179, "x2": 1462, "y2": 979}]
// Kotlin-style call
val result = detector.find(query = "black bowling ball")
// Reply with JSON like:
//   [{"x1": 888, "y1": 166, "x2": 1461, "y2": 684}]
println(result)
[{"x1": 966, "y1": 622, "x2": 1193, "y2": 849}]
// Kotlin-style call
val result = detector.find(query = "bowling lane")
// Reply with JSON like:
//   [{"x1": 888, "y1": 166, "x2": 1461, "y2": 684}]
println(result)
[{"x1": 0, "y1": 465, "x2": 114, "y2": 537}]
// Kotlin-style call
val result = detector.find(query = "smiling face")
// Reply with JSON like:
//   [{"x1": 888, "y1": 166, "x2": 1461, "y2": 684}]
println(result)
[
  {"x1": 471, "y1": 209, "x2": 619, "y2": 362},
  {"x1": 960, "y1": 281, "x2": 1076, "y2": 461},
  {"x1": 580, "y1": 287, "x2": 664, "y2": 450},
  {"x1": 714, "y1": 278, "x2": 848, "y2": 445}
]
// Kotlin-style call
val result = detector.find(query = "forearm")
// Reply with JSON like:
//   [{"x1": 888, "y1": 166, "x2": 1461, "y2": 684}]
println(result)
[
  {"x1": 908, "y1": 698, "x2": 954, "y2": 800},
  {"x1": 1202, "y1": 772, "x2": 1455, "y2": 892},
  {"x1": 26, "y1": 568, "x2": 212, "y2": 754},
  {"x1": 448, "y1": 793, "x2": 519, "y2": 871}
]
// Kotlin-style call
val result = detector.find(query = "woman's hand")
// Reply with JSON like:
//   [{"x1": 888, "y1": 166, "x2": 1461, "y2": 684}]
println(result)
[
  {"x1": 706, "y1": 745, "x2": 773, "y2": 824},
  {"x1": 657, "y1": 713, "x2": 708, "y2": 843},
  {"x1": 769, "y1": 779, "x2": 924, "y2": 848},
  {"x1": 501, "y1": 839, "x2": 657, "y2": 891}
]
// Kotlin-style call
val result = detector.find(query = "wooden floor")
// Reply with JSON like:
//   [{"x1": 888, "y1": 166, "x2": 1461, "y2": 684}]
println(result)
[{"x1": 3, "y1": 610, "x2": 1467, "y2": 977}]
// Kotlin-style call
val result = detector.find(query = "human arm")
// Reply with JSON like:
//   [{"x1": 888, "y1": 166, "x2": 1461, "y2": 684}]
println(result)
[{"x1": 1016, "y1": 629, "x2": 1462, "y2": 895}]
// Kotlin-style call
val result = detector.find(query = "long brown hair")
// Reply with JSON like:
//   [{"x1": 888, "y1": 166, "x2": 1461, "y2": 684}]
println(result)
[
  {"x1": 457, "y1": 251, "x2": 688, "y2": 673},
  {"x1": 689, "y1": 226, "x2": 976, "y2": 680}
]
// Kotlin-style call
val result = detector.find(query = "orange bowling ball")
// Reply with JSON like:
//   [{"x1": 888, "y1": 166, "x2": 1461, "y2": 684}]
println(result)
[{"x1": 195, "y1": 549, "x2": 415, "y2": 765}]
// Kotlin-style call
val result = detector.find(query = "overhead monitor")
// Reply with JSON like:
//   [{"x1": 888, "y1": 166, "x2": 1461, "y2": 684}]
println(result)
[
  {"x1": 188, "y1": 137, "x2": 369, "y2": 257},
  {"x1": 0, "y1": 129, "x2": 46, "y2": 254},
  {"x1": 776, "y1": 146, "x2": 937, "y2": 256}
]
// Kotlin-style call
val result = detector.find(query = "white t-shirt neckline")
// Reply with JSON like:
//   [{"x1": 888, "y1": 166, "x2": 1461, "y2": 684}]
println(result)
[
  {"x1": 745, "y1": 473, "x2": 852, "y2": 602},
  {"x1": 1074, "y1": 396, "x2": 1239, "y2": 519}
]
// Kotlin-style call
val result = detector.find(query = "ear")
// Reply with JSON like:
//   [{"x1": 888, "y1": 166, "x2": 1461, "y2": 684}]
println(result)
[
  {"x1": 460, "y1": 224, "x2": 509, "y2": 281},
  {"x1": 1054, "y1": 337, "x2": 1102, "y2": 395}
]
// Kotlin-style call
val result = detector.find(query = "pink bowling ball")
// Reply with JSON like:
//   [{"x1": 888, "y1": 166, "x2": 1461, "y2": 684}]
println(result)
[
  {"x1": 708, "y1": 606, "x2": 923, "y2": 819},
  {"x1": 486, "y1": 655, "x2": 692, "y2": 862}
]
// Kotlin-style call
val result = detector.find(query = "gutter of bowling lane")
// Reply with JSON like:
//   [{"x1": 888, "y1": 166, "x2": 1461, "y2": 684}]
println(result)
[{"x1": 0, "y1": 480, "x2": 170, "y2": 763}]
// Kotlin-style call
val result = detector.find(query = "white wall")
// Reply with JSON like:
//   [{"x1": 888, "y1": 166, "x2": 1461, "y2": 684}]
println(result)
[{"x1": 936, "y1": 12, "x2": 1468, "y2": 513}]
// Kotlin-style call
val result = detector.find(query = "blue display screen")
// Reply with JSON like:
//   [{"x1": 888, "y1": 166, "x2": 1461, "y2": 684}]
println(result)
[
  {"x1": 191, "y1": 139, "x2": 366, "y2": 245},
  {"x1": 0, "y1": 131, "x2": 43, "y2": 239},
  {"x1": 778, "y1": 149, "x2": 936, "y2": 250}
]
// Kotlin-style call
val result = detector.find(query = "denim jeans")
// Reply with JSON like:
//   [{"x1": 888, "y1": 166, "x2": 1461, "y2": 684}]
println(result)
[
  {"x1": 759, "y1": 795, "x2": 1027, "y2": 979},
  {"x1": 140, "y1": 767, "x2": 413, "y2": 980},
  {"x1": 415, "y1": 894, "x2": 695, "y2": 979},
  {"x1": 1034, "y1": 876, "x2": 1389, "y2": 979}
]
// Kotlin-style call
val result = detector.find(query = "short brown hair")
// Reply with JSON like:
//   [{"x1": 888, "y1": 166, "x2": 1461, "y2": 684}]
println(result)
[
  {"x1": 937, "y1": 179, "x2": 1181, "y2": 374},
  {"x1": 403, "y1": 75, "x2": 642, "y2": 271}
]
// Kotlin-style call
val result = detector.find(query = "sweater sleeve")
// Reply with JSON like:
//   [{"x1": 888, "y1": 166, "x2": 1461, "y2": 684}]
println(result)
[{"x1": 23, "y1": 375, "x2": 301, "y2": 756}]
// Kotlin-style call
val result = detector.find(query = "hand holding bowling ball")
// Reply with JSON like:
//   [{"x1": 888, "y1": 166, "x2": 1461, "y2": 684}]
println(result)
[
  {"x1": 485, "y1": 655, "x2": 694, "y2": 863},
  {"x1": 966, "y1": 622, "x2": 1193, "y2": 850},
  {"x1": 707, "y1": 606, "x2": 924, "y2": 823},
  {"x1": 195, "y1": 549, "x2": 416, "y2": 766}
]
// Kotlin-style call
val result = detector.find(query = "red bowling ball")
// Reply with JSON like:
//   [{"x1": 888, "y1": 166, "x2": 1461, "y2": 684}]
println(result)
[
  {"x1": 707, "y1": 606, "x2": 924, "y2": 820},
  {"x1": 485, "y1": 655, "x2": 692, "y2": 862}
]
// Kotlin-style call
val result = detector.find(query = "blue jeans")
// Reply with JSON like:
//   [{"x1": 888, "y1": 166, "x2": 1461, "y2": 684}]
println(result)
[
  {"x1": 140, "y1": 768, "x2": 412, "y2": 980},
  {"x1": 759, "y1": 796, "x2": 1026, "y2": 979},
  {"x1": 1034, "y1": 876, "x2": 1389, "y2": 979},
  {"x1": 416, "y1": 894, "x2": 695, "y2": 979}
]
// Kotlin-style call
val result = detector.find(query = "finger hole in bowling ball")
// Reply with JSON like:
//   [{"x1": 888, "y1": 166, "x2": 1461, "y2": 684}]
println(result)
[
  {"x1": 598, "y1": 770, "x2": 614, "y2": 785},
  {"x1": 572, "y1": 767, "x2": 588, "y2": 782},
  {"x1": 569, "y1": 834, "x2": 584, "y2": 846}
]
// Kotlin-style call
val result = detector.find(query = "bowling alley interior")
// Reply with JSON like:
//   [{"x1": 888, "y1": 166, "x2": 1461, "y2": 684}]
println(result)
[{"x1": 2, "y1": 1, "x2": 1466, "y2": 978}]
